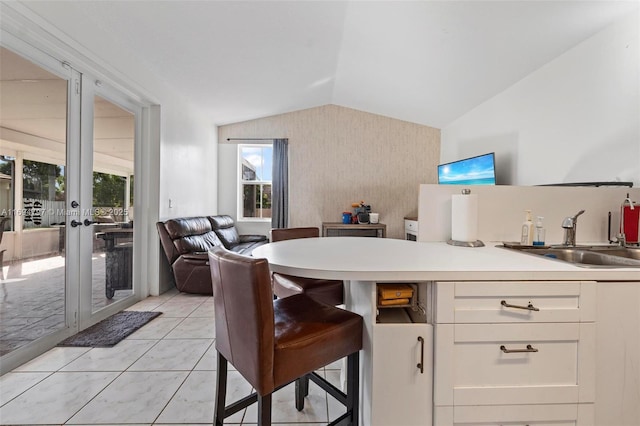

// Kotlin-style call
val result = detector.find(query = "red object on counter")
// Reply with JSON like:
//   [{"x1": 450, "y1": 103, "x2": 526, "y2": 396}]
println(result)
[{"x1": 620, "y1": 198, "x2": 639, "y2": 244}]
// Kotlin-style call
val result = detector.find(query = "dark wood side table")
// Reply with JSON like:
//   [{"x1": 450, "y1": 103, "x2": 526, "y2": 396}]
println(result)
[
  {"x1": 322, "y1": 222, "x2": 386, "y2": 238},
  {"x1": 96, "y1": 228, "x2": 133, "y2": 298}
]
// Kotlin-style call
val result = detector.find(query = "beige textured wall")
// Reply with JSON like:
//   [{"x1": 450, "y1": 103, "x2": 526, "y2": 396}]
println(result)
[{"x1": 218, "y1": 105, "x2": 440, "y2": 239}]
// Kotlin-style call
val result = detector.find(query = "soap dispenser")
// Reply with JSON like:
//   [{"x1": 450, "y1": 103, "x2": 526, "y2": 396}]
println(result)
[
  {"x1": 533, "y1": 216, "x2": 546, "y2": 246},
  {"x1": 521, "y1": 210, "x2": 534, "y2": 245}
]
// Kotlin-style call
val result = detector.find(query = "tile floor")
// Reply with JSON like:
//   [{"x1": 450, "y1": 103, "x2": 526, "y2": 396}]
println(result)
[{"x1": 0, "y1": 289, "x2": 345, "y2": 425}]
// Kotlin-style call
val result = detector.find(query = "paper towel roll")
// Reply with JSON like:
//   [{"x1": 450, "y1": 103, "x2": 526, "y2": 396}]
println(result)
[{"x1": 451, "y1": 192, "x2": 478, "y2": 242}]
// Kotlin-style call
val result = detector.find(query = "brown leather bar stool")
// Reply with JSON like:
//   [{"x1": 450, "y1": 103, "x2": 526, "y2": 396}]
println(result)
[
  {"x1": 270, "y1": 227, "x2": 344, "y2": 305},
  {"x1": 208, "y1": 246, "x2": 362, "y2": 426}
]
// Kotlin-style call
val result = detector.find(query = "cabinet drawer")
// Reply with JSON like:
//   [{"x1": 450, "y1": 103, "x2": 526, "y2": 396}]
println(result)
[
  {"x1": 405, "y1": 219, "x2": 419, "y2": 233},
  {"x1": 434, "y1": 403, "x2": 594, "y2": 425},
  {"x1": 436, "y1": 281, "x2": 596, "y2": 324},
  {"x1": 434, "y1": 322, "x2": 595, "y2": 406}
]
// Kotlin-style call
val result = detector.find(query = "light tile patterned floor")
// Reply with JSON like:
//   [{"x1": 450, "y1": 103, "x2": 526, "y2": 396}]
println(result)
[{"x1": 0, "y1": 289, "x2": 344, "y2": 425}]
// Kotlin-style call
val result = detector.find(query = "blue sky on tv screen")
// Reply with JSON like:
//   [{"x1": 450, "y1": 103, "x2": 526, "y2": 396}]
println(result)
[{"x1": 438, "y1": 154, "x2": 495, "y2": 185}]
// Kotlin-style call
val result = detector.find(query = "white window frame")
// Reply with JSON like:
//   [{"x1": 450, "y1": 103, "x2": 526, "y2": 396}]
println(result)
[{"x1": 237, "y1": 143, "x2": 272, "y2": 222}]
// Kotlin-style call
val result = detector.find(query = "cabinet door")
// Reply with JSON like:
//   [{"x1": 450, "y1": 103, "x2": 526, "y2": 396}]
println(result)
[
  {"x1": 435, "y1": 322, "x2": 595, "y2": 406},
  {"x1": 595, "y1": 282, "x2": 640, "y2": 425},
  {"x1": 434, "y1": 403, "x2": 593, "y2": 425},
  {"x1": 372, "y1": 323, "x2": 432, "y2": 426}
]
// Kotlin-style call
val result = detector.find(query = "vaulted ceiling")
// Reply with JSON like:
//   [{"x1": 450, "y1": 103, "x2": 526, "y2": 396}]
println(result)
[{"x1": 7, "y1": 1, "x2": 640, "y2": 129}]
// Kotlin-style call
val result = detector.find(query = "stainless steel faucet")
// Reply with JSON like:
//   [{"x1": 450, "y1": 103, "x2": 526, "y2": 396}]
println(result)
[
  {"x1": 561, "y1": 210, "x2": 585, "y2": 246},
  {"x1": 614, "y1": 233, "x2": 627, "y2": 247}
]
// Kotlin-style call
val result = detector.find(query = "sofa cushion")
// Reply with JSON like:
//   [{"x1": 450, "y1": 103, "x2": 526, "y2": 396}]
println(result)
[
  {"x1": 165, "y1": 217, "x2": 212, "y2": 239},
  {"x1": 230, "y1": 240, "x2": 268, "y2": 256},
  {"x1": 174, "y1": 232, "x2": 222, "y2": 254},
  {"x1": 164, "y1": 217, "x2": 222, "y2": 254},
  {"x1": 209, "y1": 215, "x2": 240, "y2": 249},
  {"x1": 216, "y1": 227, "x2": 240, "y2": 249},
  {"x1": 209, "y1": 214, "x2": 236, "y2": 230}
]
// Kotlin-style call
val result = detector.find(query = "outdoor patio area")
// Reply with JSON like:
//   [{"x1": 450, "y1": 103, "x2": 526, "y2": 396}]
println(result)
[{"x1": 0, "y1": 253, "x2": 132, "y2": 356}]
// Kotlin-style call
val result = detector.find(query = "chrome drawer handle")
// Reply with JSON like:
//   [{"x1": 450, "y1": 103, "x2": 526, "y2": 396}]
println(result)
[
  {"x1": 500, "y1": 344, "x2": 538, "y2": 353},
  {"x1": 501, "y1": 300, "x2": 540, "y2": 311},
  {"x1": 417, "y1": 336, "x2": 424, "y2": 374}
]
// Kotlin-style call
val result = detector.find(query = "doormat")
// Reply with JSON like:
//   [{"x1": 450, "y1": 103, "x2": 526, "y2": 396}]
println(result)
[{"x1": 58, "y1": 311, "x2": 162, "y2": 347}]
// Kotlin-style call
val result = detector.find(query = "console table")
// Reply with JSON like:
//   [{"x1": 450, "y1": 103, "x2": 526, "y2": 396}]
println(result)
[
  {"x1": 96, "y1": 228, "x2": 133, "y2": 298},
  {"x1": 322, "y1": 222, "x2": 386, "y2": 238}
]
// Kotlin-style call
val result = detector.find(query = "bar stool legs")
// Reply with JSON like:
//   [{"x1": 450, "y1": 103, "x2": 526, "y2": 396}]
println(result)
[
  {"x1": 215, "y1": 351, "x2": 360, "y2": 426},
  {"x1": 295, "y1": 352, "x2": 360, "y2": 425},
  {"x1": 214, "y1": 353, "x2": 227, "y2": 426}
]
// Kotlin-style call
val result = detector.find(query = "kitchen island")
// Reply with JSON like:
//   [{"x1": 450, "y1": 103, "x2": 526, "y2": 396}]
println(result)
[{"x1": 252, "y1": 237, "x2": 640, "y2": 426}]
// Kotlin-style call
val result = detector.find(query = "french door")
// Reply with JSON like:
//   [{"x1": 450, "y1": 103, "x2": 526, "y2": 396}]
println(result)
[
  {"x1": 77, "y1": 74, "x2": 139, "y2": 328},
  {"x1": 0, "y1": 37, "x2": 139, "y2": 371}
]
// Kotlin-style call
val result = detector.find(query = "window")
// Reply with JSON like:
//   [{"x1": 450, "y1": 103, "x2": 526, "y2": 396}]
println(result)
[
  {"x1": 93, "y1": 171, "x2": 127, "y2": 222},
  {"x1": 239, "y1": 144, "x2": 272, "y2": 220},
  {"x1": 22, "y1": 159, "x2": 65, "y2": 228}
]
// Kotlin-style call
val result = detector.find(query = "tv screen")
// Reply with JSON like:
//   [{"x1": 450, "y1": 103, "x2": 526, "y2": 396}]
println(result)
[{"x1": 437, "y1": 152, "x2": 496, "y2": 185}]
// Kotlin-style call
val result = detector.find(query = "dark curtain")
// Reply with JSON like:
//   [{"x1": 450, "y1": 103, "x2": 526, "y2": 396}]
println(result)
[{"x1": 271, "y1": 138, "x2": 289, "y2": 228}]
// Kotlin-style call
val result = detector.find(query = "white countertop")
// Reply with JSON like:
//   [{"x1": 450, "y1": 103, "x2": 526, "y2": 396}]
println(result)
[{"x1": 251, "y1": 237, "x2": 640, "y2": 282}]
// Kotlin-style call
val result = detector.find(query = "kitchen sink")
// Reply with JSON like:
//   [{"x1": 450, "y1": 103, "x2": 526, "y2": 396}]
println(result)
[
  {"x1": 573, "y1": 246, "x2": 640, "y2": 260},
  {"x1": 501, "y1": 245, "x2": 640, "y2": 268}
]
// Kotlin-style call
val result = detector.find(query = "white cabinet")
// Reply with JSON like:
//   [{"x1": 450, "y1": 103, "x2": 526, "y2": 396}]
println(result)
[
  {"x1": 372, "y1": 322, "x2": 432, "y2": 426},
  {"x1": 434, "y1": 281, "x2": 596, "y2": 426},
  {"x1": 371, "y1": 282, "x2": 433, "y2": 426},
  {"x1": 594, "y1": 281, "x2": 640, "y2": 425},
  {"x1": 405, "y1": 218, "x2": 418, "y2": 241},
  {"x1": 349, "y1": 281, "x2": 433, "y2": 426},
  {"x1": 434, "y1": 403, "x2": 594, "y2": 425}
]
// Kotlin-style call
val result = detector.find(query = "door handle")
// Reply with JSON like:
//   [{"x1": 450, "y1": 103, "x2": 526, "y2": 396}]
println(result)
[
  {"x1": 417, "y1": 336, "x2": 425, "y2": 374},
  {"x1": 500, "y1": 344, "x2": 538, "y2": 353},
  {"x1": 83, "y1": 219, "x2": 95, "y2": 226},
  {"x1": 70, "y1": 220, "x2": 82, "y2": 227},
  {"x1": 501, "y1": 300, "x2": 540, "y2": 311}
]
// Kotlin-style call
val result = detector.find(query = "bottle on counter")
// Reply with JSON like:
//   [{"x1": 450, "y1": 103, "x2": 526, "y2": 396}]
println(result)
[
  {"x1": 521, "y1": 210, "x2": 534, "y2": 245},
  {"x1": 533, "y1": 216, "x2": 546, "y2": 246}
]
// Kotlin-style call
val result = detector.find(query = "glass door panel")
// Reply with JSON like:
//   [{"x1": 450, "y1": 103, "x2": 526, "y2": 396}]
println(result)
[
  {"x1": 0, "y1": 46, "x2": 73, "y2": 357},
  {"x1": 90, "y1": 95, "x2": 134, "y2": 313}
]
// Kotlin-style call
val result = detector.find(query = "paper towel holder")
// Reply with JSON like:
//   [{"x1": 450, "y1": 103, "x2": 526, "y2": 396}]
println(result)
[{"x1": 447, "y1": 188, "x2": 485, "y2": 247}]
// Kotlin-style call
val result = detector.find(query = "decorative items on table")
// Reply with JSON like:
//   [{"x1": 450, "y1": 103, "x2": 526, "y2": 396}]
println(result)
[
  {"x1": 342, "y1": 211, "x2": 352, "y2": 224},
  {"x1": 351, "y1": 200, "x2": 371, "y2": 224}
]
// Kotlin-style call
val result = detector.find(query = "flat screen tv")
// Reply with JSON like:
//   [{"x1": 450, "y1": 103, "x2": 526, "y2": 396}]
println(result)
[{"x1": 437, "y1": 152, "x2": 496, "y2": 185}]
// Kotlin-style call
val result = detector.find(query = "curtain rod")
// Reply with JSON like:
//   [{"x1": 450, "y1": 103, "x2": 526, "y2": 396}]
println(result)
[{"x1": 226, "y1": 138, "x2": 282, "y2": 141}]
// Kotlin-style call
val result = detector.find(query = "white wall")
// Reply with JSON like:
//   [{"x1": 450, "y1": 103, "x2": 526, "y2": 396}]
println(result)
[
  {"x1": 218, "y1": 105, "x2": 440, "y2": 239},
  {"x1": 441, "y1": 13, "x2": 639, "y2": 187},
  {"x1": 157, "y1": 104, "x2": 217, "y2": 220}
]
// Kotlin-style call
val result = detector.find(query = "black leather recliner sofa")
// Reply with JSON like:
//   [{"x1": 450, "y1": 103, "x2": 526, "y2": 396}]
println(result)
[{"x1": 156, "y1": 215, "x2": 267, "y2": 295}]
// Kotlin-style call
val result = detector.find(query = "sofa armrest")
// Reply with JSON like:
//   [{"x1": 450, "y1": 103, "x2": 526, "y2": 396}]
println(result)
[
  {"x1": 172, "y1": 252, "x2": 213, "y2": 295},
  {"x1": 239, "y1": 234, "x2": 268, "y2": 243},
  {"x1": 180, "y1": 252, "x2": 210, "y2": 264}
]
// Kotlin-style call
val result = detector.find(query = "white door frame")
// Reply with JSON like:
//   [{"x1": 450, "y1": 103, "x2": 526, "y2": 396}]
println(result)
[{"x1": 77, "y1": 73, "x2": 143, "y2": 328}]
